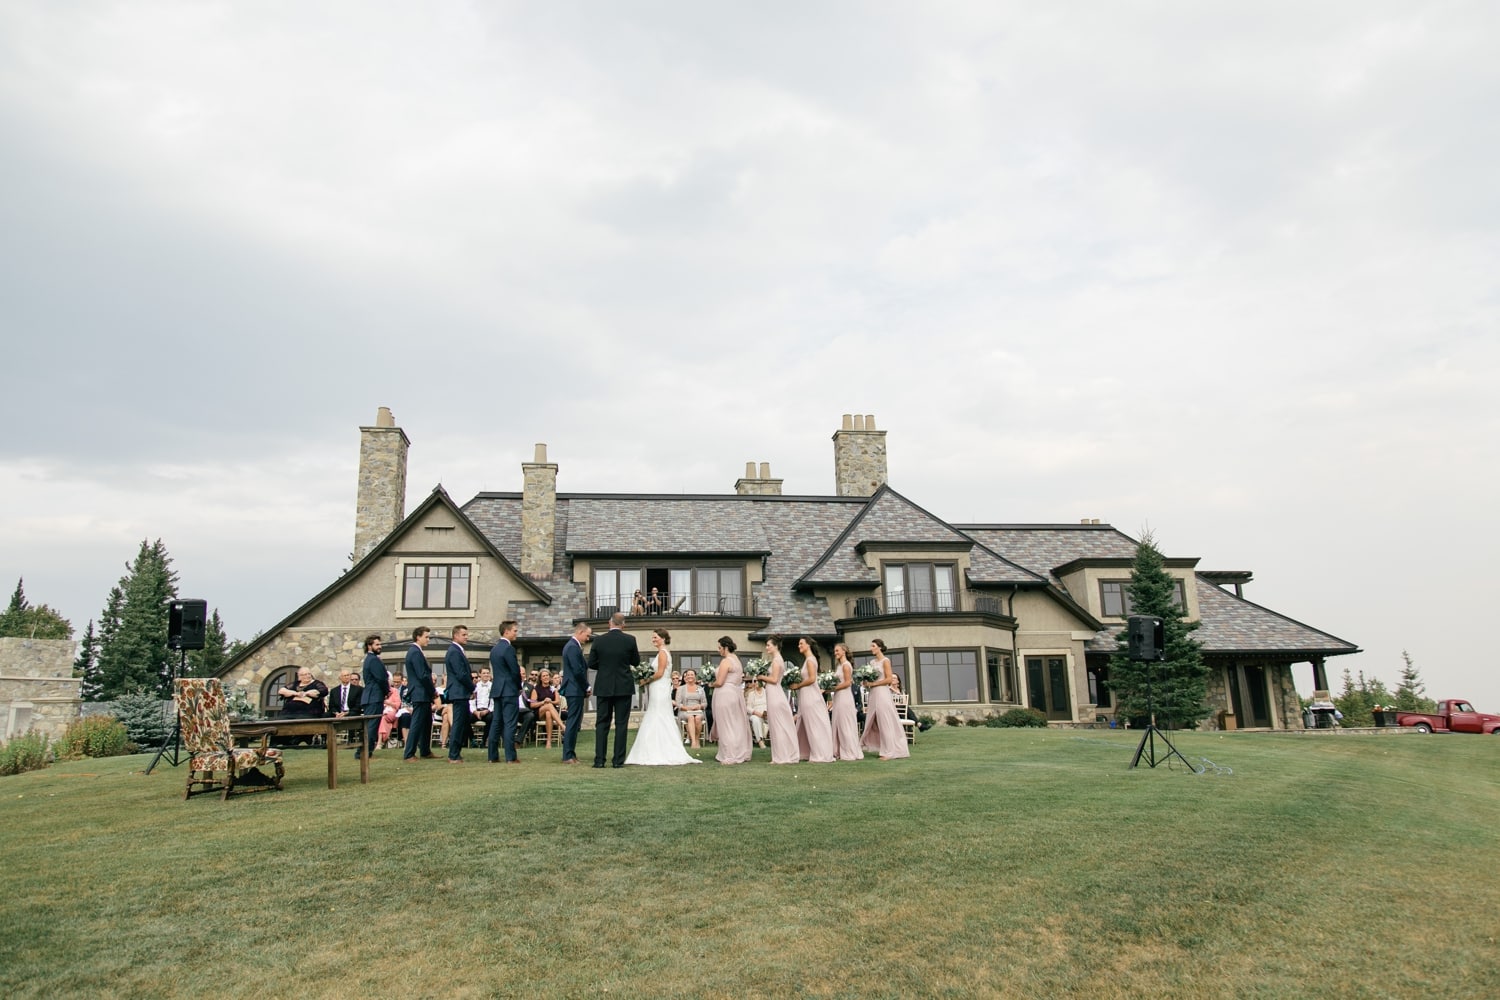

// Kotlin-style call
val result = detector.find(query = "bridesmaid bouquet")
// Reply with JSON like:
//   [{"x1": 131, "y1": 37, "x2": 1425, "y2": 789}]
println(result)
[
  {"x1": 630, "y1": 662, "x2": 657, "y2": 684},
  {"x1": 780, "y1": 667, "x2": 801, "y2": 690},
  {"x1": 853, "y1": 664, "x2": 881, "y2": 684},
  {"x1": 816, "y1": 670, "x2": 838, "y2": 692},
  {"x1": 742, "y1": 658, "x2": 770, "y2": 681}
]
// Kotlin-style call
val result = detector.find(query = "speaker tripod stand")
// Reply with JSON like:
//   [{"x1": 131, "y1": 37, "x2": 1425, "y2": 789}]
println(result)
[
  {"x1": 1124, "y1": 614, "x2": 1201, "y2": 772},
  {"x1": 145, "y1": 649, "x2": 187, "y2": 774}
]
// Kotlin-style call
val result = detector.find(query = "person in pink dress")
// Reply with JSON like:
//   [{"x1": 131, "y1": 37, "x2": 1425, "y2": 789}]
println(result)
[
  {"x1": 762, "y1": 636, "x2": 800, "y2": 765},
  {"x1": 828, "y1": 643, "x2": 863, "y2": 761},
  {"x1": 709, "y1": 636, "x2": 752, "y2": 765},
  {"x1": 860, "y1": 638, "x2": 910, "y2": 760},
  {"x1": 791, "y1": 636, "x2": 835, "y2": 763},
  {"x1": 377, "y1": 671, "x2": 405, "y2": 747}
]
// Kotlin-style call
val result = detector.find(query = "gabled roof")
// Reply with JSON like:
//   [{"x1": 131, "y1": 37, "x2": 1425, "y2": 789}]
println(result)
[
  {"x1": 959, "y1": 523, "x2": 1141, "y2": 584},
  {"x1": 219, "y1": 486, "x2": 548, "y2": 676},
  {"x1": 1190, "y1": 577, "x2": 1359, "y2": 656},
  {"x1": 797, "y1": 485, "x2": 977, "y2": 587}
]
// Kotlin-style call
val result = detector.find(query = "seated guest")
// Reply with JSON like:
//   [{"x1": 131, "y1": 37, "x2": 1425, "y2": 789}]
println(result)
[
  {"x1": 278, "y1": 667, "x2": 328, "y2": 718},
  {"x1": 514, "y1": 684, "x2": 538, "y2": 746},
  {"x1": 379, "y1": 671, "x2": 406, "y2": 748},
  {"x1": 676, "y1": 669, "x2": 708, "y2": 748},
  {"x1": 328, "y1": 668, "x2": 361, "y2": 719},
  {"x1": 529, "y1": 668, "x2": 563, "y2": 748},
  {"x1": 744, "y1": 678, "x2": 768, "y2": 747},
  {"x1": 472, "y1": 666, "x2": 495, "y2": 745}
]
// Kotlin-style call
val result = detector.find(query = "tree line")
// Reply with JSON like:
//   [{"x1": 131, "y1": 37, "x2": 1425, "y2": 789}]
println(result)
[{"x1": 2, "y1": 540, "x2": 239, "y2": 701}]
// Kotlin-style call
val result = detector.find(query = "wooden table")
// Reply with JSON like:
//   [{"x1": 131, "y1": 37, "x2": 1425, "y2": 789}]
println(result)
[{"x1": 231, "y1": 715, "x2": 379, "y2": 789}]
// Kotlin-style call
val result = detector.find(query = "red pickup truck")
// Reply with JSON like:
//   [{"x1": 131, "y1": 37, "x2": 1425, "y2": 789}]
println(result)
[{"x1": 1395, "y1": 700, "x2": 1500, "y2": 734}]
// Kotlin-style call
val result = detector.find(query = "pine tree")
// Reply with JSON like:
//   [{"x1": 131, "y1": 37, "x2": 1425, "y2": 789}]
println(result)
[
  {"x1": 1333, "y1": 668, "x2": 1392, "y2": 727},
  {"x1": 74, "y1": 619, "x2": 103, "y2": 701},
  {"x1": 0, "y1": 577, "x2": 73, "y2": 640},
  {"x1": 1393, "y1": 651, "x2": 1438, "y2": 713},
  {"x1": 94, "y1": 540, "x2": 180, "y2": 699},
  {"x1": 186, "y1": 609, "x2": 229, "y2": 677},
  {"x1": 1106, "y1": 530, "x2": 1209, "y2": 728}
]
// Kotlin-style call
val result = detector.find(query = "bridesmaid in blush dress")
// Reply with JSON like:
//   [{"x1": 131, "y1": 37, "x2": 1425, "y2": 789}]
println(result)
[
  {"x1": 792, "y1": 636, "x2": 835, "y2": 763},
  {"x1": 828, "y1": 643, "x2": 863, "y2": 761},
  {"x1": 710, "y1": 636, "x2": 752, "y2": 765},
  {"x1": 762, "y1": 636, "x2": 800, "y2": 765},
  {"x1": 860, "y1": 638, "x2": 910, "y2": 760}
]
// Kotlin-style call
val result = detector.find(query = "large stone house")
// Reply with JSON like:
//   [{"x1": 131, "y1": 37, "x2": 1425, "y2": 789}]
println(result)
[{"x1": 219, "y1": 409, "x2": 1358, "y2": 729}]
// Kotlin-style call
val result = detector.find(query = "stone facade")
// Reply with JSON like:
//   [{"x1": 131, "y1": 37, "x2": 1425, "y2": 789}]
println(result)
[
  {"x1": 734, "y1": 461, "x2": 784, "y2": 496},
  {"x1": 0, "y1": 637, "x2": 81, "y2": 740},
  {"x1": 833, "y1": 413, "x2": 888, "y2": 497},
  {"x1": 520, "y1": 444, "x2": 558, "y2": 579},
  {"x1": 354, "y1": 406, "x2": 410, "y2": 561},
  {"x1": 1204, "y1": 662, "x2": 1306, "y2": 731}
]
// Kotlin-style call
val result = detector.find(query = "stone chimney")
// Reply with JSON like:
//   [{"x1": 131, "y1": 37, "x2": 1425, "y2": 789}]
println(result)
[
  {"x1": 354, "y1": 406, "x2": 410, "y2": 561},
  {"x1": 832, "y1": 413, "x2": 888, "y2": 497},
  {"x1": 734, "y1": 460, "x2": 783, "y2": 496},
  {"x1": 520, "y1": 443, "x2": 558, "y2": 579}
]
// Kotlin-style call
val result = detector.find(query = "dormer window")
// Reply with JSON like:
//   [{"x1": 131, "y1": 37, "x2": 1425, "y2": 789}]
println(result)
[
  {"x1": 883, "y1": 562, "x2": 957, "y2": 613},
  {"x1": 403, "y1": 564, "x2": 471, "y2": 610},
  {"x1": 1099, "y1": 579, "x2": 1185, "y2": 618}
]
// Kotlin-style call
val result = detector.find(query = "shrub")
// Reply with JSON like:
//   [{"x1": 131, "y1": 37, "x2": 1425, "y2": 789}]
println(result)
[
  {"x1": 964, "y1": 716, "x2": 986, "y2": 727},
  {"x1": 225, "y1": 687, "x2": 260, "y2": 722},
  {"x1": 57, "y1": 716, "x2": 130, "y2": 760},
  {"x1": 112, "y1": 689, "x2": 173, "y2": 748},
  {"x1": 986, "y1": 707, "x2": 1049, "y2": 728},
  {"x1": 0, "y1": 731, "x2": 52, "y2": 776}
]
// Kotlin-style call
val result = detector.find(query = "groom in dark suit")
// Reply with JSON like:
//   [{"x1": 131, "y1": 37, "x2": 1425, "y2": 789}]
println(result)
[{"x1": 588, "y1": 612, "x2": 639, "y2": 768}]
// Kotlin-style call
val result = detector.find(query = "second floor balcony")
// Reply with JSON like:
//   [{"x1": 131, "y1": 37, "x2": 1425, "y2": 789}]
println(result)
[{"x1": 839, "y1": 590, "x2": 1011, "y2": 619}]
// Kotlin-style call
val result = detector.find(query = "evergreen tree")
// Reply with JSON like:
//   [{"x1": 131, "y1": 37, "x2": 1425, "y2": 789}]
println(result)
[
  {"x1": 1392, "y1": 651, "x2": 1438, "y2": 713},
  {"x1": 186, "y1": 609, "x2": 229, "y2": 677},
  {"x1": 1333, "y1": 667, "x2": 1393, "y2": 727},
  {"x1": 1106, "y1": 531, "x2": 1210, "y2": 728},
  {"x1": 0, "y1": 578, "x2": 73, "y2": 640},
  {"x1": 74, "y1": 619, "x2": 103, "y2": 701},
  {"x1": 94, "y1": 540, "x2": 179, "y2": 699}
]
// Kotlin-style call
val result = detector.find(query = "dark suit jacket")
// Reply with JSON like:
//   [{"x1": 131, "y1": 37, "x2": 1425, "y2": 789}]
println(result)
[
  {"x1": 361, "y1": 653, "x2": 390, "y2": 713},
  {"x1": 404, "y1": 646, "x2": 435, "y2": 704},
  {"x1": 560, "y1": 636, "x2": 589, "y2": 700},
  {"x1": 488, "y1": 638, "x2": 522, "y2": 700},
  {"x1": 587, "y1": 627, "x2": 639, "y2": 699},
  {"x1": 330, "y1": 683, "x2": 362, "y2": 716},
  {"x1": 444, "y1": 643, "x2": 474, "y2": 703}
]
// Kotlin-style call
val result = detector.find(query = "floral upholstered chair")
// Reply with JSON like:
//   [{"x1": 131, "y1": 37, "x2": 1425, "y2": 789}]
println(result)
[{"x1": 176, "y1": 678, "x2": 284, "y2": 800}]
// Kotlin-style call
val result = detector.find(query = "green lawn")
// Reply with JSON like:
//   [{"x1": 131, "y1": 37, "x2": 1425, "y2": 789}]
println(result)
[{"x1": 1, "y1": 728, "x2": 1496, "y2": 999}]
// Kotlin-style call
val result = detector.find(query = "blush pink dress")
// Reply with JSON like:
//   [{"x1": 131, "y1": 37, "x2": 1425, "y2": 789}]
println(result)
[
  {"x1": 829, "y1": 662, "x2": 863, "y2": 761},
  {"x1": 795, "y1": 660, "x2": 835, "y2": 763},
  {"x1": 861, "y1": 681, "x2": 910, "y2": 759},
  {"x1": 713, "y1": 657, "x2": 752, "y2": 765},
  {"x1": 765, "y1": 657, "x2": 800, "y2": 765}
]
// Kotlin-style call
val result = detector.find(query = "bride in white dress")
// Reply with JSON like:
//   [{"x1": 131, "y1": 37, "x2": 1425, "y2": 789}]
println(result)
[{"x1": 625, "y1": 628, "x2": 700, "y2": 767}]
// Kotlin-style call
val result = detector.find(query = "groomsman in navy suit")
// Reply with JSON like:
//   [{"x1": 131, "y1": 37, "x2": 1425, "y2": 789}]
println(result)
[
  {"x1": 487, "y1": 620, "x2": 523, "y2": 763},
  {"x1": 559, "y1": 622, "x2": 592, "y2": 763},
  {"x1": 356, "y1": 634, "x2": 389, "y2": 758},
  {"x1": 444, "y1": 626, "x2": 474, "y2": 762},
  {"x1": 401, "y1": 627, "x2": 435, "y2": 759}
]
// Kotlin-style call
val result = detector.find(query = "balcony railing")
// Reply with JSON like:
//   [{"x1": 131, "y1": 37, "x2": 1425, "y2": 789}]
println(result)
[
  {"x1": 841, "y1": 591, "x2": 1008, "y2": 619},
  {"x1": 595, "y1": 593, "x2": 760, "y2": 618}
]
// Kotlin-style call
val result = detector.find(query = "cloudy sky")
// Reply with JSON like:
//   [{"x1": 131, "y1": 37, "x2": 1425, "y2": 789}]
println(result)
[{"x1": 2, "y1": 2, "x2": 1495, "y2": 708}]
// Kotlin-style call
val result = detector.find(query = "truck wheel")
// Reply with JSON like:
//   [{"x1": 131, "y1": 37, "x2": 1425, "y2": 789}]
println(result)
[{"x1": 1414, "y1": 723, "x2": 1433, "y2": 734}]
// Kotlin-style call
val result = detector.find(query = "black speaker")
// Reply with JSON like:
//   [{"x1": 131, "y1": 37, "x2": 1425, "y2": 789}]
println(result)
[
  {"x1": 169, "y1": 599, "x2": 209, "y2": 651},
  {"x1": 1126, "y1": 615, "x2": 1164, "y2": 662}
]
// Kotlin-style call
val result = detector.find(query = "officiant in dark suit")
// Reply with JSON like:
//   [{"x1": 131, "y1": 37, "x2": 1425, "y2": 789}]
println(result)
[
  {"x1": 487, "y1": 620, "x2": 522, "y2": 763},
  {"x1": 588, "y1": 612, "x2": 639, "y2": 768}
]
